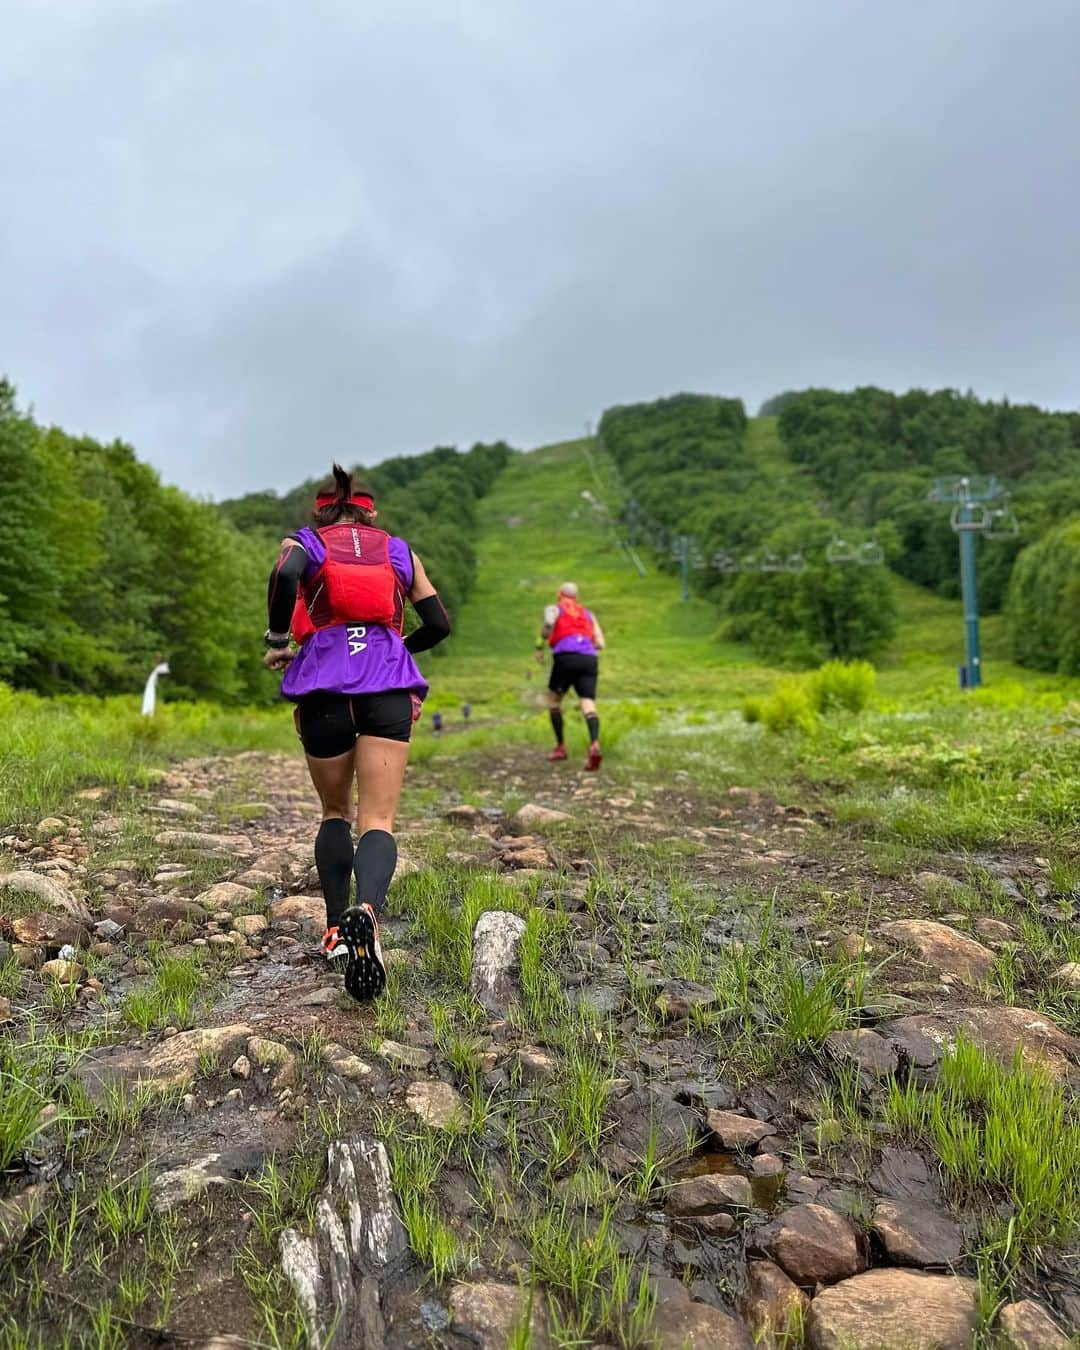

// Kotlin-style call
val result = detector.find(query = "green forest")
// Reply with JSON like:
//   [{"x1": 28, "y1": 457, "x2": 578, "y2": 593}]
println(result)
[
  {"x1": 600, "y1": 387, "x2": 1080, "y2": 672},
  {"x1": 0, "y1": 378, "x2": 510, "y2": 703}
]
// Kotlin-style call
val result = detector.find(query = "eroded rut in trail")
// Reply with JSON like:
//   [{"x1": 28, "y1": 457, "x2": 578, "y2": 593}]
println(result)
[{"x1": 1, "y1": 749, "x2": 1078, "y2": 1348}]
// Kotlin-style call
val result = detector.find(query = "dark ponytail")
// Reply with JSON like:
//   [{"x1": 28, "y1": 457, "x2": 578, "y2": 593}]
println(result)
[{"x1": 312, "y1": 463, "x2": 377, "y2": 527}]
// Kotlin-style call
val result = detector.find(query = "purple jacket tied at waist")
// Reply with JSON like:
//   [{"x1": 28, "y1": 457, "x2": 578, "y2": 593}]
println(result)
[{"x1": 281, "y1": 528, "x2": 429, "y2": 701}]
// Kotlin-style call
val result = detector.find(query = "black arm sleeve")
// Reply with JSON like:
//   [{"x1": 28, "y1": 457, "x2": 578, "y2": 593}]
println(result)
[
  {"x1": 404, "y1": 593, "x2": 451, "y2": 654},
  {"x1": 266, "y1": 541, "x2": 308, "y2": 634}
]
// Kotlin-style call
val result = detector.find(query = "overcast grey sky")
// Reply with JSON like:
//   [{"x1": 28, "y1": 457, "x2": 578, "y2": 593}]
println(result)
[{"x1": 3, "y1": 1, "x2": 1078, "y2": 497}]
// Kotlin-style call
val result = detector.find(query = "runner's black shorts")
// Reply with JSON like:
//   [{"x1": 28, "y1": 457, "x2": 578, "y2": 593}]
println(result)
[
  {"x1": 548, "y1": 652, "x2": 598, "y2": 700},
  {"x1": 293, "y1": 690, "x2": 421, "y2": 758}
]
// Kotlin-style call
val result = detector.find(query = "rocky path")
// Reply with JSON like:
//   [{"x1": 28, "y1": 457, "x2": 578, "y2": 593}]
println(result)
[{"x1": 1, "y1": 748, "x2": 1078, "y2": 1348}]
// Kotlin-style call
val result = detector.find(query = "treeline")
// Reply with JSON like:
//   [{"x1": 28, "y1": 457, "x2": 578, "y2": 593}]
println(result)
[
  {"x1": 0, "y1": 378, "x2": 510, "y2": 702},
  {"x1": 598, "y1": 394, "x2": 896, "y2": 663},
  {"x1": 777, "y1": 387, "x2": 1080, "y2": 614},
  {"x1": 218, "y1": 439, "x2": 513, "y2": 620}
]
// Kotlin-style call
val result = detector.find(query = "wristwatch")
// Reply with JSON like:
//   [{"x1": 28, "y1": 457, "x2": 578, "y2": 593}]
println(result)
[{"x1": 264, "y1": 630, "x2": 290, "y2": 649}]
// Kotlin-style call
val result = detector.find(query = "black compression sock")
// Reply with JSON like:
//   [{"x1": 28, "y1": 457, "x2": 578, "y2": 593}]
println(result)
[
  {"x1": 353, "y1": 829, "x2": 398, "y2": 917},
  {"x1": 549, "y1": 709, "x2": 565, "y2": 745},
  {"x1": 585, "y1": 713, "x2": 599, "y2": 744},
  {"x1": 315, "y1": 818, "x2": 354, "y2": 929}
]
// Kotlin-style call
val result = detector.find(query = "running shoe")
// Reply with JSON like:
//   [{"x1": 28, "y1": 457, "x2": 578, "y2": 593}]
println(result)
[
  {"x1": 547, "y1": 745, "x2": 568, "y2": 761},
  {"x1": 318, "y1": 925, "x2": 349, "y2": 961},
  {"x1": 338, "y1": 902, "x2": 386, "y2": 1002},
  {"x1": 586, "y1": 741, "x2": 603, "y2": 772}
]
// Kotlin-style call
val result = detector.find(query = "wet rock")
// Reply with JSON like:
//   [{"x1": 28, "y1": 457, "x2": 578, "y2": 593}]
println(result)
[
  {"x1": 0, "y1": 871, "x2": 92, "y2": 923},
  {"x1": 136, "y1": 898, "x2": 207, "y2": 932},
  {"x1": 1051, "y1": 962, "x2": 1080, "y2": 989},
  {"x1": 879, "y1": 920, "x2": 993, "y2": 985},
  {"x1": 268, "y1": 895, "x2": 324, "y2": 938},
  {"x1": 743, "y1": 1260, "x2": 809, "y2": 1344},
  {"x1": 880, "y1": 1006, "x2": 1080, "y2": 1079},
  {"x1": 510, "y1": 803, "x2": 572, "y2": 832},
  {"x1": 194, "y1": 882, "x2": 259, "y2": 913},
  {"x1": 706, "y1": 1109, "x2": 772, "y2": 1151},
  {"x1": 323, "y1": 1043, "x2": 374, "y2": 1083},
  {"x1": 655, "y1": 979, "x2": 717, "y2": 1021},
  {"x1": 871, "y1": 1199, "x2": 962, "y2": 1268},
  {"x1": 247, "y1": 1037, "x2": 298, "y2": 1088},
  {"x1": 376, "y1": 1039, "x2": 431, "y2": 1071},
  {"x1": 152, "y1": 1146, "x2": 265, "y2": 1212},
  {"x1": 807, "y1": 1269, "x2": 978, "y2": 1349},
  {"x1": 471, "y1": 910, "x2": 527, "y2": 1014},
  {"x1": 997, "y1": 1299, "x2": 1071, "y2": 1349},
  {"x1": 605, "y1": 1086, "x2": 699, "y2": 1176},
  {"x1": 868, "y1": 1147, "x2": 940, "y2": 1202},
  {"x1": 760, "y1": 1204, "x2": 865, "y2": 1287},
  {"x1": 826, "y1": 1029, "x2": 899, "y2": 1077},
  {"x1": 40, "y1": 958, "x2": 83, "y2": 982},
  {"x1": 76, "y1": 1023, "x2": 252, "y2": 1098},
  {"x1": 649, "y1": 1281, "x2": 753, "y2": 1349},
  {"x1": 406, "y1": 1080, "x2": 466, "y2": 1131},
  {"x1": 516, "y1": 1046, "x2": 557, "y2": 1082},
  {"x1": 668, "y1": 1172, "x2": 752, "y2": 1215},
  {"x1": 154, "y1": 830, "x2": 254, "y2": 858},
  {"x1": 449, "y1": 1281, "x2": 550, "y2": 1348},
  {"x1": 0, "y1": 1184, "x2": 47, "y2": 1256}
]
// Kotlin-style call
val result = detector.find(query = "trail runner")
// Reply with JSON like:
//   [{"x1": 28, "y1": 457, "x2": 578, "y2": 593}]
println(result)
[
  {"x1": 536, "y1": 581, "x2": 605, "y2": 771},
  {"x1": 263, "y1": 465, "x2": 451, "y2": 1001}
]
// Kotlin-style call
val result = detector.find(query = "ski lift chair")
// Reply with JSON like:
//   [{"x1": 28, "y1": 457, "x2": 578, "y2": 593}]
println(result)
[
  {"x1": 761, "y1": 552, "x2": 784, "y2": 573},
  {"x1": 826, "y1": 536, "x2": 858, "y2": 564}
]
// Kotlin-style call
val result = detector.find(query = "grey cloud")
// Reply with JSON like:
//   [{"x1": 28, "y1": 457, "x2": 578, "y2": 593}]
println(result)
[{"x1": 2, "y1": 0, "x2": 1078, "y2": 496}]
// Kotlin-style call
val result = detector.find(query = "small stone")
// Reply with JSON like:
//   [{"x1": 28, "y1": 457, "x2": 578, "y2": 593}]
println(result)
[
  {"x1": 322, "y1": 1043, "x2": 374, "y2": 1083},
  {"x1": 516, "y1": 1046, "x2": 557, "y2": 1081},
  {"x1": 0, "y1": 871, "x2": 91, "y2": 922},
  {"x1": 807, "y1": 1269, "x2": 978, "y2": 1349},
  {"x1": 405, "y1": 1080, "x2": 466, "y2": 1131},
  {"x1": 268, "y1": 895, "x2": 325, "y2": 938},
  {"x1": 761, "y1": 1204, "x2": 865, "y2": 1287},
  {"x1": 137, "y1": 898, "x2": 206, "y2": 932},
  {"x1": 0, "y1": 1184, "x2": 48, "y2": 1256},
  {"x1": 668, "y1": 1172, "x2": 752, "y2": 1215},
  {"x1": 194, "y1": 882, "x2": 259, "y2": 913},
  {"x1": 224, "y1": 1088, "x2": 243, "y2": 1103},
  {"x1": 973, "y1": 917, "x2": 1017, "y2": 944},
  {"x1": 154, "y1": 830, "x2": 254, "y2": 858},
  {"x1": 706, "y1": 1109, "x2": 772, "y2": 1151},
  {"x1": 997, "y1": 1299, "x2": 1071, "y2": 1350},
  {"x1": 94, "y1": 918, "x2": 125, "y2": 940},
  {"x1": 879, "y1": 919, "x2": 993, "y2": 985},
  {"x1": 449, "y1": 1280, "x2": 550, "y2": 1348},
  {"x1": 0, "y1": 995, "x2": 10, "y2": 1024},
  {"x1": 247, "y1": 1037, "x2": 298, "y2": 1087},
  {"x1": 446, "y1": 805, "x2": 483, "y2": 828},
  {"x1": 914, "y1": 872, "x2": 961, "y2": 897},
  {"x1": 743, "y1": 1260, "x2": 809, "y2": 1343},
  {"x1": 181, "y1": 1094, "x2": 196, "y2": 1113},
  {"x1": 376, "y1": 1039, "x2": 431, "y2": 1071},
  {"x1": 231, "y1": 1055, "x2": 252, "y2": 1080},
  {"x1": 649, "y1": 1283, "x2": 754, "y2": 1349},
  {"x1": 471, "y1": 911, "x2": 527, "y2": 1014},
  {"x1": 751, "y1": 1154, "x2": 784, "y2": 1177},
  {"x1": 510, "y1": 803, "x2": 572, "y2": 831},
  {"x1": 655, "y1": 979, "x2": 717, "y2": 1021},
  {"x1": 40, "y1": 958, "x2": 83, "y2": 982},
  {"x1": 836, "y1": 933, "x2": 874, "y2": 960},
  {"x1": 692, "y1": 1211, "x2": 737, "y2": 1236},
  {"x1": 1051, "y1": 962, "x2": 1080, "y2": 990}
]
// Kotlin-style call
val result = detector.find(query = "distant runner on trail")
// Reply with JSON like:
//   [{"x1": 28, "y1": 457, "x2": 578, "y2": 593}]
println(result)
[
  {"x1": 536, "y1": 582, "x2": 605, "y2": 770},
  {"x1": 263, "y1": 465, "x2": 451, "y2": 1001}
]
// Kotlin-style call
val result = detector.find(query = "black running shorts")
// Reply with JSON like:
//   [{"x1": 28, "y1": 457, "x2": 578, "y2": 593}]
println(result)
[
  {"x1": 293, "y1": 690, "x2": 419, "y2": 758},
  {"x1": 549, "y1": 652, "x2": 598, "y2": 700}
]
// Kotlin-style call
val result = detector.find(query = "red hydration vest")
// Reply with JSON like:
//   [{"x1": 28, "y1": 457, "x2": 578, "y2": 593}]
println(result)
[
  {"x1": 290, "y1": 524, "x2": 406, "y2": 645},
  {"x1": 549, "y1": 597, "x2": 593, "y2": 647}
]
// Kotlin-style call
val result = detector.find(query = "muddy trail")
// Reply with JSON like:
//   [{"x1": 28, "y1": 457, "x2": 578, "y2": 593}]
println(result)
[{"x1": 1, "y1": 747, "x2": 1078, "y2": 1349}]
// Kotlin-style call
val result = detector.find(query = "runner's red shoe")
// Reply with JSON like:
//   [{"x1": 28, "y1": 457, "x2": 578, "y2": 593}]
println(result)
[
  {"x1": 318, "y1": 926, "x2": 348, "y2": 961},
  {"x1": 547, "y1": 745, "x2": 568, "y2": 761},
  {"x1": 585, "y1": 741, "x2": 602, "y2": 772},
  {"x1": 338, "y1": 903, "x2": 386, "y2": 1002}
]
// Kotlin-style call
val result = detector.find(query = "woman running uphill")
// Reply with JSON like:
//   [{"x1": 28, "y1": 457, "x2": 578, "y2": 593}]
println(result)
[
  {"x1": 537, "y1": 582, "x2": 605, "y2": 770},
  {"x1": 263, "y1": 466, "x2": 450, "y2": 1001}
]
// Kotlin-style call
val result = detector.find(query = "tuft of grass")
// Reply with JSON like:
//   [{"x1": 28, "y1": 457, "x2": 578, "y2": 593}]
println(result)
[
  {"x1": 121, "y1": 951, "x2": 214, "y2": 1033},
  {"x1": 884, "y1": 1038, "x2": 1080, "y2": 1259}
]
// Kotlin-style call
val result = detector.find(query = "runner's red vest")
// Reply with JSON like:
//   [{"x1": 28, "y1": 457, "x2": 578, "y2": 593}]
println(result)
[
  {"x1": 290, "y1": 524, "x2": 406, "y2": 644},
  {"x1": 549, "y1": 597, "x2": 593, "y2": 647}
]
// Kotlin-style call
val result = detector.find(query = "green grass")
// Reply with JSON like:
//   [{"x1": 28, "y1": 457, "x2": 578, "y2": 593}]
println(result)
[{"x1": 120, "y1": 950, "x2": 220, "y2": 1033}]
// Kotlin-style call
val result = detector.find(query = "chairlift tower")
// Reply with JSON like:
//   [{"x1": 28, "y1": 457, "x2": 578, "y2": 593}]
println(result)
[{"x1": 928, "y1": 475, "x2": 1013, "y2": 689}]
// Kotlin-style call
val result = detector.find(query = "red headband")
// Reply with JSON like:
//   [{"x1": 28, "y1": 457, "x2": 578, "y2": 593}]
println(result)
[{"x1": 315, "y1": 492, "x2": 375, "y2": 511}]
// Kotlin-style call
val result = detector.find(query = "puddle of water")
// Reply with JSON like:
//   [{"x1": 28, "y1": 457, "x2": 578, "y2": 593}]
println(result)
[{"x1": 674, "y1": 1148, "x2": 785, "y2": 1211}]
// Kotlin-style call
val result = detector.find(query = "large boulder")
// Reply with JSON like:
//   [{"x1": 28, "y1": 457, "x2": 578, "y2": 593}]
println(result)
[
  {"x1": 650, "y1": 1283, "x2": 754, "y2": 1349},
  {"x1": 268, "y1": 895, "x2": 324, "y2": 939},
  {"x1": 871, "y1": 1199, "x2": 962, "y2": 1268},
  {"x1": 878, "y1": 920, "x2": 993, "y2": 986},
  {"x1": 996, "y1": 1299, "x2": 1071, "y2": 1350},
  {"x1": 449, "y1": 1282, "x2": 550, "y2": 1348},
  {"x1": 706, "y1": 1109, "x2": 772, "y2": 1151},
  {"x1": 807, "y1": 1269, "x2": 979, "y2": 1349},
  {"x1": 154, "y1": 830, "x2": 254, "y2": 858},
  {"x1": 743, "y1": 1260, "x2": 809, "y2": 1344},
  {"x1": 760, "y1": 1204, "x2": 865, "y2": 1287}
]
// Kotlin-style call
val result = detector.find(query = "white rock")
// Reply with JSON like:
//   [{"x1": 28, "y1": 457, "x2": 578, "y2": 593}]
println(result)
[{"x1": 471, "y1": 910, "x2": 527, "y2": 1014}]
